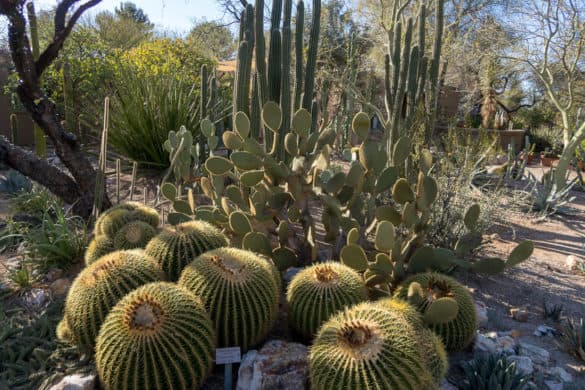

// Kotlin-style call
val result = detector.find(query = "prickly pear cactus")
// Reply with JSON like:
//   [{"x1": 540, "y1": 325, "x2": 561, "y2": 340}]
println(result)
[
  {"x1": 309, "y1": 301, "x2": 435, "y2": 389},
  {"x1": 84, "y1": 235, "x2": 115, "y2": 265},
  {"x1": 394, "y1": 272, "x2": 477, "y2": 351},
  {"x1": 64, "y1": 250, "x2": 165, "y2": 350},
  {"x1": 145, "y1": 220, "x2": 228, "y2": 281},
  {"x1": 96, "y1": 282, "x2": 215, "y2": 390},
  {"x1": 113, "y1": 220, "x2": 157, "y2": 250},
  {"x1": 286, "y1": 262, "x2": 368, "y2": 340},
  {"x1": 178, "y1": 247, "x2": 280, "y2": 351}
]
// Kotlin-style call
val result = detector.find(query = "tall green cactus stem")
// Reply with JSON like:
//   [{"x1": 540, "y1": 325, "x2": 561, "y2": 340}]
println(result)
[
  {"x1": 233, "y1": 5, "x2": 255, "y2": 117},
  {"x1": 268, "y1": 29, "x2": 282, "y2": 103},
  {"x1": 115, "y1": 158, "x2": 121, "y2": 204},
  {"x1": 9, "y1": 113, "x2": 17, "y2": 145},
  {"x1": 250, "y1": 72, "x2": 261, "y2": 139},
  {"x1": 309, "y1": 302, "x2": 435, "y2": 389},
  {"x1": 394, "y1": 273, "x2": 477, "y2": 352},
  {"x1": 302, "y1": 0, "x2": 321, "y2": 112},
  {"x1": 199, "y1": 64, "x2": 209, "y2": 165},
  {"x1": 129, "y1": 161, "x2": 138, "y2": 201},
  {"x1": 93, "y1": 97, "x2": 109, "y2": 219},
  {"x1": 287, "y1": 262, "x2": 368, "y2": 340},
  {"x1": 64, "y1": 250, "x2": 165, "y2": 350},
  {"x1": 276, "y1": 0, "x2": 293, "y2": 161},
  {"x1": 178, "y1": 248, "x2": 280, "y2": 351},
  {"x1": 254, "y1": 0, "x2": 268, "y2": 104},
  {"x1": 293, "y1": 0, "x2": 305, "y2": 111},
  {"x1": 95, "y1": 282, "x2": 215, "y2": 390},
  {"x1": 145, "y1": 220, "x2": 228, "y2": 281},
  {"x1": 26, "y1": 1, "x2": 46, "y2": 158}
]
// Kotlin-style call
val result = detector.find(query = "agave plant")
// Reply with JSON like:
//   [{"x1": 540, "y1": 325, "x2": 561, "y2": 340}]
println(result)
[
  {"x1": 558, "y1": 317, "x2": 585, "y2": 362},
  {"x1": 460, "y1": 354, "x2": 531, "y2": 390}
]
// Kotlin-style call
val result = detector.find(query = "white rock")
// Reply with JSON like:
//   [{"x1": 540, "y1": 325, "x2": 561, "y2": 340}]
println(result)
[
  {"x1": 565, "y1": 255, "x2": 584, "y2": 271},
  {"x1": 494, "y1": 336, "x2": 516, "y2": 355},
  {"x1": 544, "y1": 380, "x2": 563, "y2": 390},
  {"x1": 474, "y1": 333, "x2": 496, "y2": 353},
  {"x1": 49, "y1": 373, "x2": 96, "y2": 390},
  {"x1": 475, "y1": 300, "x2": 488, "y2": 327},
  {"x1": 549, "y1": 367, "x2": 573, "y2": 383},
  {"x1": 50, "y1": 278, "x2": 71, "y2": 296},
  {"x1": 534, "y1": 325, "x2": 555, "y2": 337},
  {"x1": 236, "y1": 340, "x2": 309, "y2": 390},
  {"x1": 22, "y1": 288, "x2": 50, "y2": 308},
  {"x1": 508, "y1": 356, "x2": 533, "y2": 375},
  {"x1": 518, "y1": 341, "x2": 550, "y2": 365}
]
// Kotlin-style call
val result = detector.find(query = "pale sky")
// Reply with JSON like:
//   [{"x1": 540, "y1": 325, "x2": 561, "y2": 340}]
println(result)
[{"x1": 35, "y1": 0, "x2": 224, "y2": 34}]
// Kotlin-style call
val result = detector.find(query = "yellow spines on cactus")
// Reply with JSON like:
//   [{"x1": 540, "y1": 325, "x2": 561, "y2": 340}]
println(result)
[
  {"x1": 64, "y1": 250, "x2": 165, "y2": 350},
  {"x1": 96, "y1": 282, "x2": 215, "y2": 390},
  {"x1": 113, "y1": 220, "x2": 156, "y2": 250},
  {"x1": 394, "y1": 272, "x2": 477, "y2": 351},
  {"x1": 145, "y1": 220, "x2": 228, "y2": 281},
  {"x1": 56, "y1": 318, "x2": 72, "y2": 343},
  {"x1": 309, "y1": 301, "x2": 434, "y2": 390},
  {"x1": 94, "y1": 202, "x2": 159, "y2": 238},
  {"x1": 286, "y1": 262, "x2": 368, "y2": 340},
  {"x1": 84, "y1": 235, "x2": 114, "y2": 265},
  {"x1": 178, "y1": 247, "x2": 280, "y2": 351}
]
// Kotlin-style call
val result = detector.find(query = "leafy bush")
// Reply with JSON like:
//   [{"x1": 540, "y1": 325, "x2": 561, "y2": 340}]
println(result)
[
  {"x1": 460, "y1": 354, "x2": 531, "y2": 390},
  {"x1": 10, "y1": 185, "x2": 61, "y2": 217},
  {"x1": 109, "y1": 71, "x2": 202, "y2": 167},
  {"x1": 527, "y1": 126, "x2": 563, "y2": 154}
]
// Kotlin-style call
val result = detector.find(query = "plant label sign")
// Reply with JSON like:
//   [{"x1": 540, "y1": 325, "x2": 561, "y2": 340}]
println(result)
[{"x1": 215, "y1": 347, "x2": 241, "y2": 365}]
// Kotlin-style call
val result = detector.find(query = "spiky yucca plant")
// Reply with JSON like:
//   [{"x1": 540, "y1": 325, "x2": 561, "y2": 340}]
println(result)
[
  {"x1": 145, "y1": 220, "x2": 228, "y2": 281},
  {"x1": 309, "y1": 302, "x2": 434, "y2": 389},
  {"x1": 96, "y1": 282, "x2": 215, "y2": 390},
  {"x1": 113, "y1": 220, "x2": 157, "y2": 250},
  {"x1": 94, "y1": 202, "x2": 159, "y2": 238},
  {"x1": 394, "y1": 272, "x2": 477, "y2": 351},
  {"x1": 64, "y1": 250, "x2": 165, "y2": 350},
  {"x1": 84, "y1": 235, "x2": 114, "y2": 265},
  {"x1": 178, "y1": 247, "x2": 279, "y2": 351},
  {"x1": 286, "y1": 262, "x2": 368, "y2": 340}
]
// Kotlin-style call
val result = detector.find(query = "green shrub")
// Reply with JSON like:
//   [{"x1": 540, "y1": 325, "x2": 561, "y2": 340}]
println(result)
[{"x1": 10, "y1": 185, "x2": 61, "y2": 217}]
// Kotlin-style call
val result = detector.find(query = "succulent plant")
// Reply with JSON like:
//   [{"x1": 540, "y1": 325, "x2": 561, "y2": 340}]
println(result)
[
  {"x1": 460, "y1": 353, "x2": 530, "y2": 390},
  {"x1": 56, "y1": 318, "x2": 72, "y2": 343},
  {"x1": 286, "y1": 262, "x2": 368, "y2": 340},
  {"x1": 64, "y1": 250, "x2": 165, "y2": 350},
  {"x1": 113, "y1": 220, "x2": 157, "y2": 250},
  {"x1": 145, "y1": 220, "x2": 228, "y2": 281},
  {"x1": 96, "y1": 282, "x2": 215, "y2": 390},
  {"x1": 84, "y1": 235, "x2": 115, "y2": 265},
  {"x1": 394, "y1": 272, "x2": 477, "y2": 351},
  {"x1": 178, "y1": 247, "x2": 280, "y2": 351},
  {"x1": 309, "y1": 301, "x2": 434, "y2": 389},
  {"x1": 94, "y1": 202, "x2": 159, "y2": 238}
]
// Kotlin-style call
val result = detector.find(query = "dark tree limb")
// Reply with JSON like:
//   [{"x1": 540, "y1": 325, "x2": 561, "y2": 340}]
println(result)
[{"x1": 0, "y1": 0, "x2": 109, "y2": 219}]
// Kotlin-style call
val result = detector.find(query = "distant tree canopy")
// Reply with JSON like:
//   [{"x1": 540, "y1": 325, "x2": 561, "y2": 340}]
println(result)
[
  {"x1": 187, "y1": 21, "x2": 237, "y2": 61},
  {"x1": 94, "y1": 2, "x2": 153, "y2": 50}
]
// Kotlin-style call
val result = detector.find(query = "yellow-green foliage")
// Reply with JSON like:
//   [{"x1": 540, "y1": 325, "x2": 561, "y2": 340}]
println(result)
[
  {"x1": 84, "y1": 235, "x2": 114, "y2": 265},
  {"x1": 96, "y1": 282, "x2": 215, "y2": 390},
  {"x1": 286, "y1": 262, "x2": 368, "y2": 340},
  {"x1": 113, "y1": 220, "x2": 156, "y2": 250},
  {"x1": 309, "y1": 302, "x2": 434, "y2": 389},
  {"x1": 64, "y1": 250, "x2": 165, "y2": 350},
  {"x1": 178, "y1": 247, "x2": 280, "y2": 351},
  {"x1": 394, "y1": 272, "x2": 477, "y2": 351},
  {"x1": 145, "y1": 220, "x2": 228, "y2": 281},
  {"x1": 94, "y1": 202, "x2": 159, "y2": 238}
]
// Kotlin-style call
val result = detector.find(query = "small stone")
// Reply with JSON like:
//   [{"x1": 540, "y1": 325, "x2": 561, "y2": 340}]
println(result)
[
  {"x1": 236, "y1": 340, "x2": 309, "y2": 390},
  {"x1": 508, "y1": 356, "x2": 533, "y2": 375},
  {"x1": 509, "y1": 329, "x2": 522, "y2": 338},
  {"x1": 474, "y1": 333, "x2": 496, "y2": 354},
  {"x1": 22, "y1": 288, "x2": 50, "y2": 308},
  {"x1": 534, "y1": 325, "x2": 555, "y2": 337},
  {"x1": 50, "y1": 278, "x2": 71, "y2": 296},
  {"x1": 518, "y1": 341, "x2": 550, "y2": 365},
  {"x1": 485, "y1": 331, "x2": 498, "y2": 339},
  {"x1": 510, "y1": 307, "x2": 529, "y2": 322},
  {"x1": 494, "y1": 336, "x2": 516, "y2": 355},
  {"x1": 439, "y1": 378, "x2": 458, "y2": 390},
  {"x1": 475, "y1": 300, "x2": 488, "y2": 328},
  {"x1": 549, "y1": 367, "x2": 573, "y2": 383},
  {"x1": 544, "y1": 380, "x2": 563, "y2": 390},
  {"x1": 565, "y1": 255, "x2": 584, "y2": 271},
  {"x1": 46, "y1": 268, "x2": 64, "y2": 282},
  {"x1": 49, "y1": 373, "x2": 96, "y2": 390},
  {"x1": 282, "y1": 267, "x2": 302, "y2": 287}
]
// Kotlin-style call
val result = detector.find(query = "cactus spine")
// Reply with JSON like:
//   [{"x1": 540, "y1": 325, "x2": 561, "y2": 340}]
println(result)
[
  {"x1": 64, "y1": 250, "x2": 165, "y2": 350},
  {"x1": 96, "y1": 282, "x2": 215, "y2": 390},
  {"x1": 178, "y1": 248, "x2": 280, "y2": 351},
  {"x1": 309, "y1": 302, "x2": 434, "y2": 389},
  {"x1": 286, "y1": 262, "x2": 368, "y2": 340}
]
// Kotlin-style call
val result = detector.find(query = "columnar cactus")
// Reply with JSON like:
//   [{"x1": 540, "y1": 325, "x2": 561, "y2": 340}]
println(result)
[
  {"x1": 113, "y1": 220, "x2": 157, "y2": 250},
  {"x1": 96, "y1": 282, "x2": 215, "y2": 390},
  {"x1": 84, "y1": 235, "x2": 114, "y2": 265},
  {"x1": 286, "y1": 262, "x2": 368, "y2": 340},
  {"x1": 64, "y1": 250, "x2": 165, "y2": 350},
  {"x1": 178, "y1": 247, "x2": 280, "y2": 351},
  {"x1": 394, "y1": 272, "x2": 477, "y2": 351},
  {"x1": 145, "y1": 220, "x2": 228, "y2": 281},
  {"x1": 309, "y1": 302, "x2": 434, "y2": 389}
]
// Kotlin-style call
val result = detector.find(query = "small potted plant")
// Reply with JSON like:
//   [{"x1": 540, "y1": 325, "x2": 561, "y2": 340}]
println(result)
[{"x1": 540, "y1": 148, "x2": 559, "y2": 167}]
